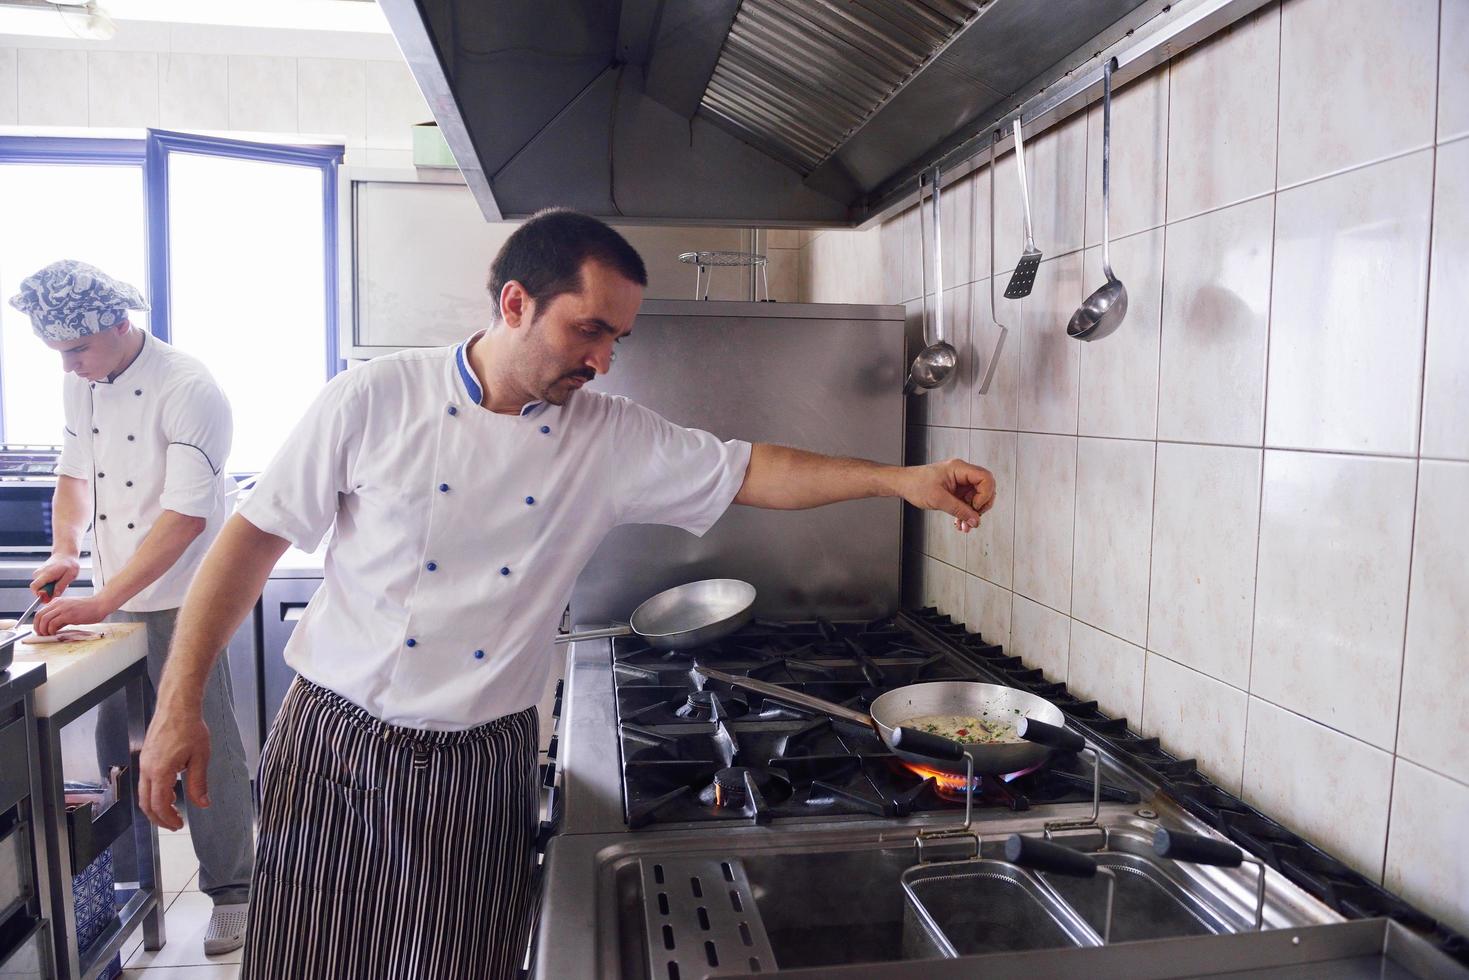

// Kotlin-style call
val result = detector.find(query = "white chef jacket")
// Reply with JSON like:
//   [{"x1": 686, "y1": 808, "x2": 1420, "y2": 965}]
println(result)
[
  {"x1": 56, "y1": 332, "x2": 235, "y2": 612},
  {"x1": 239, "y1": 335, "x2": 752, "y2": 730}
]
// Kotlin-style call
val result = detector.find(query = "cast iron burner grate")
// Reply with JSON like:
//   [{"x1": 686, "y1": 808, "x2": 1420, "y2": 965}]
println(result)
[
  {"x1": 613, "y1": 616, "x2": 1138, "y2": 828},
  {"x1": 676, "y1": 691, "x2": 749, "y2": 722}
]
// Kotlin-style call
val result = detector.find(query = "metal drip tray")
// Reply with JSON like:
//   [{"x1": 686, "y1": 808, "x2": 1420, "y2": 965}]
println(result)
[
  {"x1": 639, "y1": 857, "x2": 777, "y2": 979},
  {"x1": 901, "y1": 859, "x2": 1098, "y2": 959}
]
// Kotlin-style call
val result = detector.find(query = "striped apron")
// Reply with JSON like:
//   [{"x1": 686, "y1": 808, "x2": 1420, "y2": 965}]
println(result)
[{"x1": 241, "y1": 677, "x2": 539, "y2": 980}]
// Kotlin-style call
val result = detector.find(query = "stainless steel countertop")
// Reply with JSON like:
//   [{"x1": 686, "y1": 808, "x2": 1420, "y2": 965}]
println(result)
[
  {"x1": 555, "y1": 632, "x2": 632, "y2": 836},
  {"x1": 0, "y1": 555, "x2": 86, "y2": 586},
  {"x1": 0, "y1": 546, "x2": 324, "y2": 586},
  {"x1": 265, "y1": 545, "x2": 328, "y2": 579}
]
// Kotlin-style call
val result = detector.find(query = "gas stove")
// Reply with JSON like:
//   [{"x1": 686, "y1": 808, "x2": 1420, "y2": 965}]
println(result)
[
  {"x1": 611, "y1": 617, "x2": 1138, "y2": 829},
  {"x1": 538, "y1": 607, "x2": 1469, "y2": 978}
]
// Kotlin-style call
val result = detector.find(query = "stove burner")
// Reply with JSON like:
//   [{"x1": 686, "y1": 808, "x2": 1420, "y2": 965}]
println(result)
[
  {"x1": 709, "y1": 768, "x2": 756, "y2": 808},
  {"x1": 676, "y1": 690, "x2": 749, "y2": 721},
  {"x1": 996, "y1": 759, "x2": 1047, "y2": 783},
  {"x1": 899, "y1": 759, "x2": 986, "y2": 800},
  {"x1": 697, "y1": 767, "x2": 792, "y2": 814}
]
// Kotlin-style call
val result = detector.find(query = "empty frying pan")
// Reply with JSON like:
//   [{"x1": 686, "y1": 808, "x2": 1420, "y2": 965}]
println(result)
[{"x1": 555, "y1": 578, "x2": 756, "y2": 651}]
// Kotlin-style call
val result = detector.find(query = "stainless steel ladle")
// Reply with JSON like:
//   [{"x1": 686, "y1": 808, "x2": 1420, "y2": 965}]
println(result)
[
  {"x1": 1068, "y1": 58, "x2": 1127, "y2": 341},
  {"x1": 904, "y1": 165, "x2": 958, "y2": 394}
]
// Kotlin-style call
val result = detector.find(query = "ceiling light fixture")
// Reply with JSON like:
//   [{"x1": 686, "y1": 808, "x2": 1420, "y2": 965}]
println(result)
[{"x1": 0, "y1": 0, "x2": 115, "y2": 39}]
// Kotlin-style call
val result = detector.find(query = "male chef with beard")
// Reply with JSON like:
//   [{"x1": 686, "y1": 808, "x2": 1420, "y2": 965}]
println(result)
[{"x1": 138, "y1": 209, "x2": 997, "y2": 979}]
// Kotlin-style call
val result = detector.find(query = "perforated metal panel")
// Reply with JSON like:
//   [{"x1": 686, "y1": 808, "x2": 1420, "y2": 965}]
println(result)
[
  {"x1": 700, "y1": 0, "x2": 986, "y2": 174},
  {"x1": 640, "y1": 857, "x2": 777, "y2": 978}
]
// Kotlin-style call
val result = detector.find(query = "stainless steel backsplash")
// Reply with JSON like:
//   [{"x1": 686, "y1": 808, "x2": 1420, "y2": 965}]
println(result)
[{"x1": 570, "y1": 299, "x2": 907, "y2": 625}]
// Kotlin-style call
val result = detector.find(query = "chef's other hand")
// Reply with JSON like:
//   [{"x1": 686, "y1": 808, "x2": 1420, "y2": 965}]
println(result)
[
  {"x1": 32, "y1": 593, "x2": 118, "y2": 636},
  {"x1": 30, "y1": 556, "x2": 80, "y2": 601},
  {"x1": 899, "y1": 458, "x2": 997, "y2": 533},
  {"x1": 139, "y1": 707, "x2": 211, "y2": 831}
]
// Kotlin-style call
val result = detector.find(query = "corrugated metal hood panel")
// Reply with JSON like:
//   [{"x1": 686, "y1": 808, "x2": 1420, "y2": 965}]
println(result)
[
  {"x1": 700, "y1": 0, "x2": 985, "y2": 174},
  {"x1": 378, "y1": 0, "x2": 1151, "y2": 226}
]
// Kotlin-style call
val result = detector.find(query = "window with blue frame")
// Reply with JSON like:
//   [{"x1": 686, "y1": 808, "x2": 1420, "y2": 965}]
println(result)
[
  {"x1": 0, "y1": 137, "x2": 147, "y2": 446},
  {"x1": 0, "y1": 131, "x2": 342, "y2": 472}
]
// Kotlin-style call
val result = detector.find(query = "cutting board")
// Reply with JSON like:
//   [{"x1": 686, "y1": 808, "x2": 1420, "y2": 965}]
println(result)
[{"x1": 13, "y1": 623, "x2": 148, "y2": 717}]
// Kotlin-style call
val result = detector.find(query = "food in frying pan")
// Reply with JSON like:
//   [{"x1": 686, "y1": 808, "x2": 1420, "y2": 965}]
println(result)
[{"x1": 903, "y1": 712, "x2": 1020, "y2": 744}]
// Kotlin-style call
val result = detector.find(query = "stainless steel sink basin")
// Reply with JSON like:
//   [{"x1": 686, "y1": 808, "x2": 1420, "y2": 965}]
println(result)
[
  {"x1": 537, "y1": 810, "x2": 1350, "y2": 979},
  {"x1": 739, "y1": 845, "x2": 924, "y2": 967}
]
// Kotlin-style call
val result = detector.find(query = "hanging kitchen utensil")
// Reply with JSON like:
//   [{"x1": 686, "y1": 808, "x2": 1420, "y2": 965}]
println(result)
[
  {"x1": 904, "y1": 165, "x2": 958, "y2": 395},
  {"x1": 554, "y1": 578, "x2": 755, "y2": 650},
  {"x1": 977, "y1": 129, "x2": 1010, "y2": 395},
  {"x1": 1068, "y1": 58, "x2": 1129, "y2": 341},
  {"x1": 1003, "y1": 118, "x2": 1043, "y2": 299}
]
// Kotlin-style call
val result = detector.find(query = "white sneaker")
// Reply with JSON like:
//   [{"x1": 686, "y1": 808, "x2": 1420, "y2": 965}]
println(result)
[{"x1": 203, "y1": 902, "x2": 248, "y2": 956}]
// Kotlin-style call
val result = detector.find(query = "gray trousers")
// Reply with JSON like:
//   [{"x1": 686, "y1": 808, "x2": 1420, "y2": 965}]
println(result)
[{"x1": 96, "y1": 607, "x2": 255, "y2": 905}]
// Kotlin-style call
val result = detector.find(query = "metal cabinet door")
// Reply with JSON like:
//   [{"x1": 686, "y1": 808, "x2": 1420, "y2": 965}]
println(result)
[{"x1": 260, "y1": 577, "x2": 322, "y2": 736}]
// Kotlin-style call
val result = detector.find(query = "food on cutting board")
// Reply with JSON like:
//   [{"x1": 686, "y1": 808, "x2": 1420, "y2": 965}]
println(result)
[
  {"x1": 903, "y1": 712, "x2": 1020, "y2": 744},
  {"x1": 0, "y1": 619, "x2": 16, "y2": 630},
  {"x1": 22, "y1": 627, "x2": 105, "y2": 645}
]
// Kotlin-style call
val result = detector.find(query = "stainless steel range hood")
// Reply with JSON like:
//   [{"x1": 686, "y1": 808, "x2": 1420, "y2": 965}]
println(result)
[{"x1": 378, "y1": 0, "x2": 1267, "y2": 228}]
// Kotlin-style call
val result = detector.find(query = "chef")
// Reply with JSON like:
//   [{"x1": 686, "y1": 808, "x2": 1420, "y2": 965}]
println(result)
[
  {"x1": 9, "y1": 260, "x2": 256, "y2": 955},
  {"x1": 137, "y1": 209, "x2": 997, "y2": 980}
]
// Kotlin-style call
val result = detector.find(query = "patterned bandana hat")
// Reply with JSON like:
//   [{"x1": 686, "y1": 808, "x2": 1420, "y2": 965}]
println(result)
[{"x1": 7, "y1": 259, "x2": 149, "y2": 342}]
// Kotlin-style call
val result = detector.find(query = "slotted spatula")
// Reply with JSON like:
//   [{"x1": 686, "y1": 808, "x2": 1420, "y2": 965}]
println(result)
[{"x1": 1003, "y1": 118, "x2": 1042, "y2": 298}]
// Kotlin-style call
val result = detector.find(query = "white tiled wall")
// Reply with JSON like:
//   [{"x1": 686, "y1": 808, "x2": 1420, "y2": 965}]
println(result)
[{"x1": 837, "y1": 0, "x2": 1469, "y2": 935}]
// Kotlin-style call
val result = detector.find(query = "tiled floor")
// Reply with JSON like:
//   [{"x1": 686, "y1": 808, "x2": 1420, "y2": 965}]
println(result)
[{"x1": 118, "y1": 828, "x2": 242, "y2": 980}]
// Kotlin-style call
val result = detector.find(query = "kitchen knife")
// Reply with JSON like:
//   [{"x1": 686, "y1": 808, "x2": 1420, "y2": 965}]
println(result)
[{"x1": 17, "y1": 581, "x2": 57, "y2": 628}]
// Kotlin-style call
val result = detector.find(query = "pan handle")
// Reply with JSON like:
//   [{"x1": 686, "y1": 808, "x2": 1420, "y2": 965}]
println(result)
[
  {"x1": 1017, "y1": 716, "x2": 1085, "y2": 752},
  {"x1": 554, "y1": 624, "x2": 633, "y2": 644},
  {"x1": 889, "y1": 727, "x2": 966, "y2": 761},
  {"x1": 694, "y1": 665, "x2": 877, "y2": 729}
]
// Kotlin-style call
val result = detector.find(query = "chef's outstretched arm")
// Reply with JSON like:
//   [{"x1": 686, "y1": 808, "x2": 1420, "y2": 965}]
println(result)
[
  {"x1": 733, "y1": 443, "x2": 996, "y2": 532},
  {"x1": 139, "y1": 514, "x2": 289, "y2": 830}
]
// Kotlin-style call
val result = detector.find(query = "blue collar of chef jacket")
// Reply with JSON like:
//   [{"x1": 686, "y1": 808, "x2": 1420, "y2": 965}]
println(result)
[{"x1": 454, "y1": 338, "x2": 547, "y2": 417}]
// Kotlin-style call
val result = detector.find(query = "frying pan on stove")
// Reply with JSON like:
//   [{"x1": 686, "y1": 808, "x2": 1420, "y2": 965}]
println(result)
[
  {"x1": 695, "y1": 668, "x2": 1072, "y2": 776},
  {"x1": 555, "y1": 578, "x2": 756, "y2": 651}
]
